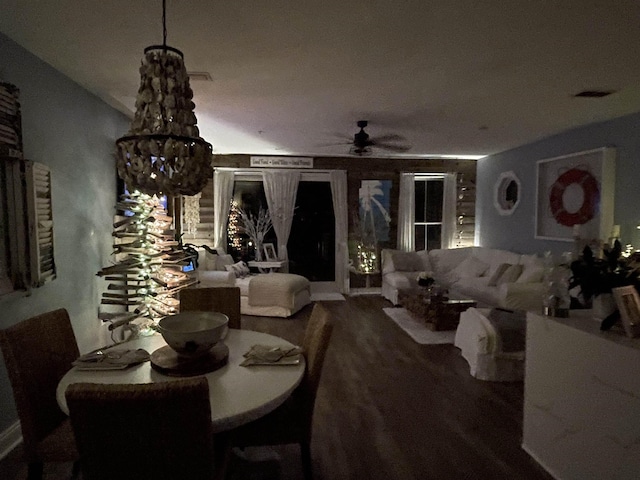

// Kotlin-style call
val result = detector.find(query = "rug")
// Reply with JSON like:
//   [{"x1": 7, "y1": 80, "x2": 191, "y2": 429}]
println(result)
[
  {"x1": 310, "y1": 292, "x2": 346, "y2": 301},
  {"x1": 383, "y1": 307, "x2": 456, "y2": 344}
]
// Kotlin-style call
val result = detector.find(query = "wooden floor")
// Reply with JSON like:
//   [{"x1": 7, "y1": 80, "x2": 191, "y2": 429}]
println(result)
[{"x1": 0, "y1": 295, "x2": 552, "y2": 480}]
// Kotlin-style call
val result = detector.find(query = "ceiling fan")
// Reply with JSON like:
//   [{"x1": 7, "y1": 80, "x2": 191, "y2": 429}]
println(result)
[{"x1": 349, "y1": 120, "x2": 411, "y2": 155}]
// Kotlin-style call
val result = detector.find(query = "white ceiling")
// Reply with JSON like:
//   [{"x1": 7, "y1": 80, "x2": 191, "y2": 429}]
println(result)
[{"x1": 2, "y1": 0, "x2": 640, "y2": 159}]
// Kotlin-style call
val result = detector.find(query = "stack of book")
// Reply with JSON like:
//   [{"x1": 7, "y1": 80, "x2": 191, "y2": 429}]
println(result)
[{"x1": 0, "y1": 82, "x2": 22, "y2": 159}]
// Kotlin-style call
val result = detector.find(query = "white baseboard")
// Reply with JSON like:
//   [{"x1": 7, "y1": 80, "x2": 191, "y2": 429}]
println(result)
[{"x1": 0, "y1": 421, "x2": 22, "y2": 461}]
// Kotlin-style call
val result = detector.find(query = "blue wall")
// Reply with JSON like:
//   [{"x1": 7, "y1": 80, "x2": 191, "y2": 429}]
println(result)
[
  {"x1": 0, "y1": 33, "x2": 129, "y2": 434},
  {"x1": 476, "y1": 112, "x2": 640, "y2": 256}
]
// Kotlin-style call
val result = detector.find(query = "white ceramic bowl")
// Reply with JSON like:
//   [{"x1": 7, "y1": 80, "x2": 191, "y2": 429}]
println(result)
[{"x1": 158, "y1": 311, "x2": 229, "y2": 357}]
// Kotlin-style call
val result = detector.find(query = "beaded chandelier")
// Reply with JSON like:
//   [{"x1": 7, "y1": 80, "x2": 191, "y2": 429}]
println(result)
[{"x1": 115, "y1": 0, "x2": 213, "y2": 197}]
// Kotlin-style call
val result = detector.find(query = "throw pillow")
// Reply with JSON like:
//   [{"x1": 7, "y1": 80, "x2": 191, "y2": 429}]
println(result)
[
  {"x1": 497, "y1": 264, "x2": 524, "y2": 285},
  {"x1": 391, "y1": 251, "x2": 423, "y2": 272},
  {"x1": 225, "y1": 261, "x2": 250, "y2": 278},
  {"x1": 452, "y1": 256, "x2": 490, "y2": 279},
  {"x1": 516, "y1": 265, "x2": 545, "y2": 284},
  {"x1": 487, "y1": 263, "x2": 512, "y2": 286}
]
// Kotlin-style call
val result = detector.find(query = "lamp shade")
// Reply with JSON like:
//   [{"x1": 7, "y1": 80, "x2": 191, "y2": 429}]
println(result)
[{"x1": 116, "y1": 45, "x2": 213, "y2": 196}]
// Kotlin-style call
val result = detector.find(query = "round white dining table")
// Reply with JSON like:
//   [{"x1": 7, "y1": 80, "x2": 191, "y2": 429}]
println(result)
[{"x1": 56, "y1": 329, "x2": 305, "y2": 433}]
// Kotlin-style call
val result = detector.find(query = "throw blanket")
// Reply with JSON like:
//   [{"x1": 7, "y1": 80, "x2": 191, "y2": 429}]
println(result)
[
  {"x1": 248, "y1": 273, "x2": 309, "y2": 310},
  {"x1": 486, "y1": 309, "x2": 527, "y2": 353}
]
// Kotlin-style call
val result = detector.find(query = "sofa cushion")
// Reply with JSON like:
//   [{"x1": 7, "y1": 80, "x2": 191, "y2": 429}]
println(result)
[
  {"x1": 392, "y1": 251, "x2": 424, "y2": 272},
  {"x1": 516, "y1": 265, "x2": 545, "y2": 283},
  {"x1": 488, "y1": 263, "x2": 512, "y2": 286},
  {"x1": 517, "y1": 254, "x2": 545, "y2": 284},
  {"x1": 201, "y1": 250, "x2": 218, "y2": 270},
  {"x1": 497, "y1": 264, "x2": 523, "y2": 285},
  {"x1": 452, "y1": 256, "x2": 490, "y2": 279},
  {"x1": 429, "y1": 247, "x2": 474, "y2": 285},
  {"x1": 225, "y1": 261, "x2": 250, "y2": 278},
  {"x1": 197, "y1": 270, "x2": 236, "y2": 287},
  {"x1": 384, "y1": 271, "x2": 420, "y2": 290},
  {"x1": 474, "y1": 249, "x2": 522, "y2": 278},
  {"x1": 216, "y1": 253, "x2": 235, "y2": 270},
  {"x1": 453, "y1": 277, "x2": 502, "y2": 306}
]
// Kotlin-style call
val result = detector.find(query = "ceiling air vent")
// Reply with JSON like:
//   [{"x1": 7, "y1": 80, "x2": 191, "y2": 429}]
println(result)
[
  {"x1": 573, "y1": 90, "x2": 616, "y2": 98},
  {"x1": 187, "y1": 71, "x2": 213, "y2": 82}
]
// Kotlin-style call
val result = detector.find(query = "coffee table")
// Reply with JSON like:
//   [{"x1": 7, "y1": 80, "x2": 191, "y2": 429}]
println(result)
[{"x1": 399, "y1": 290, "x2": 476, "y2": 331}]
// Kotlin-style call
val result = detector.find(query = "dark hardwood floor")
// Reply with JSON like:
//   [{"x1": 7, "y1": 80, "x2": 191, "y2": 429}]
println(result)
[{"x1": 0, "y1": 295, "x2": 552, "y2": 480}]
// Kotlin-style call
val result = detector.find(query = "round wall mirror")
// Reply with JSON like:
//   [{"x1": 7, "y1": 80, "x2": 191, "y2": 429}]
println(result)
[{"x1": 494, "y1": 171, "x2": 521, "y2": 215}]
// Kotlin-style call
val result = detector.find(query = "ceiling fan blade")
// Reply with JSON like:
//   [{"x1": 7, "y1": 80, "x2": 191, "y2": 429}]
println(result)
[
  {"x1": 316, "y1": 140, "x2": 353, "y2": 148},
  {"x1": 370, "y1": 133, "x2": 406, "y2": 143},
  {"x1": 372, "y1": 143, "x2": 412, "y2": 153}
]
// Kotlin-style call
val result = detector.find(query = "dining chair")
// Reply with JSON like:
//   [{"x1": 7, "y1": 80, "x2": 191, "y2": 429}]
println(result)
[
  {"x1": 65, "y1": 377, "x2": 216, "y2": 480},
  {"x1": 0, "y1": 308, "x2": 80, "y2": 480},
  {"x1": 228, "y1": 302, "x2": 334, "y2": 480},
  {"x1": 180, "y1": 286, "x2": 242, "y2": 329}
]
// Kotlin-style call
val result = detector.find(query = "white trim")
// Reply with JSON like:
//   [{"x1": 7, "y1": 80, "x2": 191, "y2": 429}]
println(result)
[{"x1": 0, "y1": 421, "x2": 22, "y2": 461}]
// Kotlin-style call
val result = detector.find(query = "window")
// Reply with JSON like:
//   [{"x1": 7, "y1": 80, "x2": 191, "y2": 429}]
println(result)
[{"x1": 414, "y1": 176, "x2": 444, "y2": 251}]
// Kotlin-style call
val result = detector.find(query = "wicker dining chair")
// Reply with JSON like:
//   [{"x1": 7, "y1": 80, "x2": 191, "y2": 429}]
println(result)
[
  {"x1": 65, "y1": 377, "x2": 216, "y2": 480},
  {"x1": 180, "y1": 286, "x2": 242, "y2": 329},
  {"x1": 228, "y1": 302, "x2": 334, "y2": 480},
  {"x1": 0, "y1": 308, "x2": 80, "y2": 480}
]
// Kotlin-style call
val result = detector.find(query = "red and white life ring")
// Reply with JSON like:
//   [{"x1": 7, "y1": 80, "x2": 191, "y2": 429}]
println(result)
[{"x1": 548, "y1": 168, "x2": 599, "y2": 227}]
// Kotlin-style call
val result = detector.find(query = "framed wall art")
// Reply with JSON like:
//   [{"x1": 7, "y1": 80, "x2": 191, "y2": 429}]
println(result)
[
  {"x1": 263, "y1": 243, "x2": 277, "y2": 261},
  {"x1": 612, "y1": 286, "x2": 640, "y2": 338},
  {"x1": 535, "y1": 147, "x2": 615, "y2": 241}
]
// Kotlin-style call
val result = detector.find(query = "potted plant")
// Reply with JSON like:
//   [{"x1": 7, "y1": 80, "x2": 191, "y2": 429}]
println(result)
[{"x1": 569, "y1": 240, "x2": 640, "y2": 327}]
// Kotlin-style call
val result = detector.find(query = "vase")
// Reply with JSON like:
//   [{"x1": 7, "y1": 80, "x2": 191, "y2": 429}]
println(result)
[{"x1": 593, "y1": 293, "x2": 616, "y2": 319}]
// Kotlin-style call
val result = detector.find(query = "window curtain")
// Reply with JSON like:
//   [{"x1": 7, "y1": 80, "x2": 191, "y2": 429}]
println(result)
[
  {"x1": 441, "y1": 173, "x2": 458, "y2": 249},
  {"x1": 212, "y1": 169, "x2": 234, "y2": 252},
  {"x1": 330, "y1": 170, "x2": 349, "y2": 294},
  {"x1": 397, "y1": 172, "x2": 415, "y2": 251},
  {"x1": 262, "y1": 170, "x2": 300, "y2": 268}
]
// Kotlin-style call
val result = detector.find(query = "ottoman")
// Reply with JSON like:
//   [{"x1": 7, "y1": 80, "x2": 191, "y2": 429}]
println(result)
[
  {"x1": 236, "y1": 273, "x2": 311, "y2": 318},
  {"x1": 454, "y1": 307, "x2": 525, "y2": 381}
]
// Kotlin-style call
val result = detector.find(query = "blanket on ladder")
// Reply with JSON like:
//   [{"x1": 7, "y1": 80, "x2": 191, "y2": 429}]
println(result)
[{"x1": 248, "y1": 273, "x2": 309, "y2": 310}]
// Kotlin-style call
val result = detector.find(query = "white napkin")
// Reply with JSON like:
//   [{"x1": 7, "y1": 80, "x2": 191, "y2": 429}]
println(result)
[
  {"x1": 73, "y1": 349, "x2": 150, "y2": 370},
  {"x1": 240, "y1": 344, "x2": 303, "y2": 366}
]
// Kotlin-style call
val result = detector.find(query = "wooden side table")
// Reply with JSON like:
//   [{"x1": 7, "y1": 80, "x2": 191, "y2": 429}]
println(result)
[{"x1": 399, "y1": 291, "x2": 476, "y2": 331}]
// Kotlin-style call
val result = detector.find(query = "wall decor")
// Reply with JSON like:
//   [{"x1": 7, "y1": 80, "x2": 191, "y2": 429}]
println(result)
[
  {"x1": 493, "y1": 171, "x2": 521, "y2": 215},
  {"x1": 358, "y1": 180, "x2": 391, "y2": 245},
  {"x1": 535, "y1": 147, "x2": 615, "y2": 241},
  {"x1": 263, "y1": 243, "x2": 277, "y2": 261},
  {"x1": 250, "y1": 156, "x2": 314, "y2": 168},
  {"x1": 612, "y1": 285, "x2": 640, "y2": 338}
]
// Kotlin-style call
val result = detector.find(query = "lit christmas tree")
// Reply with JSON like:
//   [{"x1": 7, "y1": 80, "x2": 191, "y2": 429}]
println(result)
[{"x1": 97, "y1": 191, "x2": 196, "y2": 335}]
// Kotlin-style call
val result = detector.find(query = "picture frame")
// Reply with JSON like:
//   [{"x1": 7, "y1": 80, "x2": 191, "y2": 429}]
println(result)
[
  {"x1": 535, "y1": 147, "x2": 615, "y2": 241},
  {"x1": 612, "y1": 286, "x2": 640, "y2": 338},
  {"x1": 263, "y1": 243, "x2": 277, "y2": 262}
]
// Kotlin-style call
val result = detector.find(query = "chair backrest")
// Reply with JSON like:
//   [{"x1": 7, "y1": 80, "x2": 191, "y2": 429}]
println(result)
[
  {"x1": 180, "y1": 286, "x2": 241, "y2": 329},
  {"x1": 300, "y1": 303, "x2": 334, "y2": 409},
  {"x1": 0, "y1": 308, "x2": 80, "y2": 458},
  {"x1": 65, "y1": 377, "x2": 215, "y2": 480}
]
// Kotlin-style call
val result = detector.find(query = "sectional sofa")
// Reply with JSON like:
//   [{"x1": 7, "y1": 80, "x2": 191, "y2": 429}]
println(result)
[{"x1": 381, "y1": 247, "x2": 546, "y2": 312}]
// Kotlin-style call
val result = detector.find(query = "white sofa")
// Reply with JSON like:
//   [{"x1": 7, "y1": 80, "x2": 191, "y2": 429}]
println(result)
[
  {"x1": 193, "y1": 248, "x2": 311, "y2": 318},
  {"x1": 381, "y1": 246, "x2": 546, "y2": 312}
]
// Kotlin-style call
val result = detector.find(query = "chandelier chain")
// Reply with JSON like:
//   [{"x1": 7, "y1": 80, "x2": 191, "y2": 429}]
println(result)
[{"x1": 162, "y1": 0, "x2": 167, "y2": 47}]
